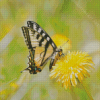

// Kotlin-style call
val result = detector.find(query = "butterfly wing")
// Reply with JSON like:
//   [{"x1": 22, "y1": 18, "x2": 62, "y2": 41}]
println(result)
[
  {"x1": 26, "y1": 21, "x2": 63, "y2": 70},
  {"x1": 22, "y1": 22, "x2": 57, "y2": 73}
]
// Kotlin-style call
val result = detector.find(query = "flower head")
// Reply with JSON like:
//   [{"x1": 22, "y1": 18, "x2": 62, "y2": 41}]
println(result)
[
  {"x1": 9, "y1": 82, "x2": 18, "y2": 88},
  {"x1": 52, "y1": 34, "x2": 71, "y2": 53},
  {"x1": 50, "y1": 51, "x2": 94, "y2": 89}
]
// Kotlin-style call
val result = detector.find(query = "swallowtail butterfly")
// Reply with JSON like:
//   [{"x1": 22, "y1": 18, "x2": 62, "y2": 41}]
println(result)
[{"x1": 21, "y1": 21, "x2": 62, "y2": 74}]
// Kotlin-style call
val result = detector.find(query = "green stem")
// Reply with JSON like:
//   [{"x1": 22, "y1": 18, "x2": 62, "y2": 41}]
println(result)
[{"x1": 81, "y1": 83, "x2": 93, "y2": 100}]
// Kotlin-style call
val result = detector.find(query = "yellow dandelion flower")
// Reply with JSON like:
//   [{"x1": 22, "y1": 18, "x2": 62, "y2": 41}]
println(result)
[
  {"x1": 50, "y1": 51, "x2": 94, "y2": 89},
  {"x1": 52, "y1": 34, "x2": 71, "y2": 53},
  {"x1": 9, "y1": 82, "x2": 18, "y2": 88}
]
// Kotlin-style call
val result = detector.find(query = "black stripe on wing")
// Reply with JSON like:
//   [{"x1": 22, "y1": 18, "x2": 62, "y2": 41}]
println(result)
[
  {"x1": 27, "y1": 21, "x2": 57, "y2": 50},
  {"x1": 36, "y1": 34, "x2": 40, "y2": 39}
]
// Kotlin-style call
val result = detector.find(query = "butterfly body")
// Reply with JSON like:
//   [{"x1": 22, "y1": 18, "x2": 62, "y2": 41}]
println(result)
[{"x1": 21, "y1": 21, "x2": 62, "y2": 74}]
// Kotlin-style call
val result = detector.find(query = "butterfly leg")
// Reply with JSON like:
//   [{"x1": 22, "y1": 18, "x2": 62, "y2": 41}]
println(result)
[{"x1": 49, "y1": 59, "x2": 54, "y2": 71}]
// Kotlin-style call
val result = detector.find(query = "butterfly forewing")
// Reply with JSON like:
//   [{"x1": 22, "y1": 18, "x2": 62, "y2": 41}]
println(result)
[{"x1": 27, "y1": 21, "x2": 57, "y2": 49}]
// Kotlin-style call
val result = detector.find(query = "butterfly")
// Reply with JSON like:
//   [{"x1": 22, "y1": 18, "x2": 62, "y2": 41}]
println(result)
[{"x1": 21, "y1": 21, "x2": 63, "y2": 74}]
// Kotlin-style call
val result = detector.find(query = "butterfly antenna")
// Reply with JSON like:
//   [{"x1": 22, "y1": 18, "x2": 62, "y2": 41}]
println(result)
[
  {"x1": 59, "y1": 40, "x2": 69, "y2": 49},
  {"x1": 20, "y1": 67, "x2": 29, "y2": 73}
]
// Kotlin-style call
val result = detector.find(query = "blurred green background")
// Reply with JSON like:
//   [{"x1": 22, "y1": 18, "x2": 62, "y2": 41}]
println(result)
[{"x1": 0, "y1": 0, "x2": 100, "y2": 100}]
